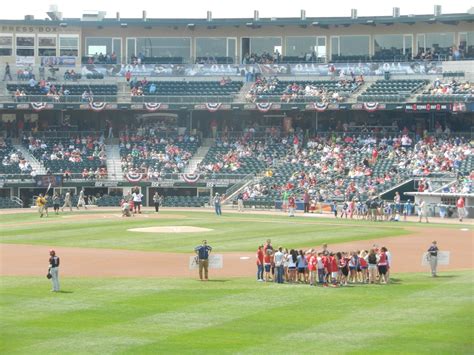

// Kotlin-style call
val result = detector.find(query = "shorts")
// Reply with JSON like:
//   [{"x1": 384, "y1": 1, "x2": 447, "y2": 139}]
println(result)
[
  {"x1": 341, "y1": 267, "x2": 349, "y2": 277},
  {"x1": 378, "y1": 265, "x2": 388, "y2": 275},
  {"x1": 349, "y1": 266, "x2": 357, "y2": 271},
  {"x1": 53, "y1": 204, "x2": 59, "y2": 209},
  {"x1": 298, "y1": 267, "x2": 305, "y2": 273},
  {"x1": 360, "y1": 266, "x2": 368, "y2": 270},
  {"x1": 288, "y1": 266, "x2": 296, "y2": 270},
  {"x1": 134, "y1": 201, "x2": 141, "y2": 207},
  {"x1": 331, "y1": 271, "x2": 338, "y2": 279},
  {"x1": 264, "y1": 264, "x2": 271, "y2": 272}
]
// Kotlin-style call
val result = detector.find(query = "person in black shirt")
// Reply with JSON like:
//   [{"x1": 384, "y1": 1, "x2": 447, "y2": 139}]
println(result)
[
  {"x1": 427, "y1": 241, "x2": 439, "y2": 277},
  {"x1": 194, "y1": 240, "x2": 212, "y2": 281},
  {"x1": 3, "y1": 62, "x2": 12, "y2": 81},
  {"x1": 49, "y1": 249, "x2": 60, "y2": 291}
]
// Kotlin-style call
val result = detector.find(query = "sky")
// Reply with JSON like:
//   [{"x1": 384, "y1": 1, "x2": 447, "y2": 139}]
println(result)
[{"x1": 2, "y1": 0, "x2": 473, "y2": 20}]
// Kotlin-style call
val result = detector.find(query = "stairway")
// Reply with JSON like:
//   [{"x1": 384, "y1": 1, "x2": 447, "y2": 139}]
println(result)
[
  {"x1": 105, "y1": 144, "x2": 123, "y2": 180},
  {"x1": 13, "y1": 144, "x2": 46, "y2": 175},
  {"x1": 184, "y1": 139, "x2": 213, "y2": 174},
  {"x1": 234, "y1": 81, "x2": 254, "y2": 102}
]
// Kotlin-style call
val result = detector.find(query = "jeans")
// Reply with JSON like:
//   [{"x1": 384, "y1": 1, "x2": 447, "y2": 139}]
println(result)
[
  {"x1": 276, "y1": 265, "x2": 284, "y2": 283},
  {"x1": 318, "y1": 268, "x2": 325, "y2": 284},
  {"x1": 257, "y1": 264, "x2": 263, "y2": 280},
  {"x1": 215, "y1": 204, "x2": 222, "y2": 215}
]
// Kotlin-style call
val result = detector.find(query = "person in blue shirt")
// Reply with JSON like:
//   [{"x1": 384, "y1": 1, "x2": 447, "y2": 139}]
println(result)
[
  {"x1": 213, "y1": 193, "x2": 222, "y2": 216},
  {"x1": 194, "y1": 240, "x2": 213, "y2": 281}
]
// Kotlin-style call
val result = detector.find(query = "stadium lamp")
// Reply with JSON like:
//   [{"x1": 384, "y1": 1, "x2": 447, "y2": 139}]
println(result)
[
  {"x1": 312, "y1": 21, "x2": 319, "y2": 26},
  {"x1": 59, "y1": 22, "x2": 67, "y2": 27},
  {"x1": 121, "y1": 23, "x2": 128, "y2": 27},
  {"x1": 187, "y1": 23, "x2": 195, "y2": 29},
  {"x1": 246, "y1": 22, "x2": 253, "y2": 27}
]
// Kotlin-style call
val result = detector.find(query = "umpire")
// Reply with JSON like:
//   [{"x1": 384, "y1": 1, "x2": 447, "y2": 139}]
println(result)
[{"x1": 194, "y1": 240, "x2": 212, "y2": 281}]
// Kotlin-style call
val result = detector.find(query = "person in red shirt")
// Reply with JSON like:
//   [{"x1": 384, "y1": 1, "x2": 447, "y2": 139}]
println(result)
[
  {"x1": 377, "y1": 247, "x2": 389, "y2": 284},
  {"x1": 256, "y1": 245, "x2": 264, "y2": 281},
  {"x1": 328, "y1": 253, "x2": 339, "y2": 286},
  {"x1": 288, "y1": 194, "x2": 296, "y2": 217},
  {"x1": 359, "y1": 250, "x2": 369, "y2": 283},
  {"x1": 456, "y1": 196, "x2": 466, "y2": 222},
  {"x1": 371, "y1": 147, "x2": 378, "y2": 164},
  {"x1": 263, "y1": 249, "x2": 273, "y2": 282}
]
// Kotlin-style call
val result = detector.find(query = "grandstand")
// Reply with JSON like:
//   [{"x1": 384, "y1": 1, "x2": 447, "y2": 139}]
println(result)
[{"x1": 0, "y1": 7, "x2": 472, "y2": 215}]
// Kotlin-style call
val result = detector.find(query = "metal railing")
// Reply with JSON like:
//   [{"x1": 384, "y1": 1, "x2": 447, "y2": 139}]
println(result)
[{"x1": 5, "y1": 95, "x2": 119, "y2": 103}]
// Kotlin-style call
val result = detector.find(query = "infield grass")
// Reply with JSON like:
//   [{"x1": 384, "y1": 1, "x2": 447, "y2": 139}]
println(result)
[
  {"x1": 1, "y1": 271, "x2": 473, "y2": 354},
  {"x1": 0, "y1": 210, "x2": 416, "y2": 252}
]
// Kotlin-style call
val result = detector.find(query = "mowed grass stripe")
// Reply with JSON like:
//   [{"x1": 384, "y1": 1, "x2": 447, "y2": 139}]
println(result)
[
  {"x1": 0, "y1": 211, "x2": 407, "y2": 252},
  {"x1": 2, "y1": 272, "x2": 471, "y2": 354}
]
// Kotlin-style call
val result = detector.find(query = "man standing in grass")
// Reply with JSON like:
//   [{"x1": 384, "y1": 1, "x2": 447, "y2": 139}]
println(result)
[
  {"x1": 195, "y1": 240, "x2": 212, "y2": 281},
  {"x1": 36, "y1": 193, "x2": 47, "y2": 218},
  {"x1": 213, "y1": 193, "x2": 222, "y2": 216},
  {"x1": 427, "y1": 241, "x2": 439, "y2": 277},
  {"x1": 274, "y1": 247, "x2": 285, "y2": 284}
]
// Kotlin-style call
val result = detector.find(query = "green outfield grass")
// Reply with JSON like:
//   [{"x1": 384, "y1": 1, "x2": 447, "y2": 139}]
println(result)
[
  {"x1": 1, "y1": 271, "x2": 473, "y2": 354},
  {"x1": 0, "y1": 210, "x2": 424, "y2": 252}
]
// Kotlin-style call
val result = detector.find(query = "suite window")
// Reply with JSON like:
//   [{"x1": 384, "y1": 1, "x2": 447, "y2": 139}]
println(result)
[
  {"x1": 59, "y1": 36, "x2": 79, "y2": 56},
  {"x1": 459, "y1": 32, "x2": 474, "y2": 58},
  {"x1": 38, "y1": 36, "x2": 57, "y2": 56},
  {"x1": 85, "y1": 37, "x2": 112, "y2": 56},
  {"x1": 250, "y1": 37, "x2": 282, "y2": 55},
  {"x1": 0, "y1": 35, "x2": 13, "y2": 56},
  {"x1": 286, "y1": 37, "x2": 316, "y2": 58},
  {"x1": 418, "y1": 33, "x2": 454, "y2": 57},
  {"x1": 136, "y1": 37, "x2": 191, "y2": 61},
  {"x1": 196, "y1": 38, "x2": 227, "y2": 58},
  {"x1": 374, "y1": 34, "x2": 412, "y2": 59},
  {"x1": 16, "y1": 35, "x2": 35, "y2": 56}
]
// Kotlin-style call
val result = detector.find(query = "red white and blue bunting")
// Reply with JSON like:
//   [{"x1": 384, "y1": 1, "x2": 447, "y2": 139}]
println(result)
[
  {"x1": 144, "y1": 102, "x2": 161, "y2": 112},
  {"x1": 89, "y1": 102, "x2": 107, "y2": 112},
  {"x1": 125, "y1": 171, "x2": 143, "y2": 183},
  {"x1": 205, "y1": 103, "x2": 222, "y2": 112},
  {"x1": 31, "y1": 102, "x2": 48, "y2": 111},
  {"x1": 313, "y1": 102, "x2": 329, "y2": 112},
  {"x1": 181, "y1": 173, "x2": 201, "y2": 184},
  {"x1": 256, "y1": 102, "x2": 272, "y2": 112},
  {"x1": 363, "y1": 102, "x2": 379, "y2": 112}
]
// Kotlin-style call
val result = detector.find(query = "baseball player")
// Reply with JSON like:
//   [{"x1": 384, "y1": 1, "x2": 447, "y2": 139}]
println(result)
[
  {"x1": 77, "y1": 188, "x2": 87, "y2": 209},
  {"x1": 132, "y1": 187, "x2": 143, "y2": 214},
  {"x1": 62, "y1": 190, "x2": 73, "y2": 212},
  {"x1": 36, "y1": 193, "x2": 47, "y2": 218},
  {"x1": 121, "y1": 199, "x2": 132, "y2": 217},
  {"x1": 52, "y1": 192, "x2": 60, "y2": 215}
]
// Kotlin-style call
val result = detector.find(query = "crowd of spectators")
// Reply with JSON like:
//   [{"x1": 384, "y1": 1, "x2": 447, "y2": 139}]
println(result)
[
  {"x1": 242, "y1": 51, "x2": 281, "y2": 65},
  {"x1": 0, "y1": 140, "x2": 33, "y2": 174},
  {"x1": 238, "y1": 127, "x2": 472, "y2": 204},
  {"x1": 26, "y1": 134, "x2": 107, "y2": 176},
  {"x1": 85, "y1": 52, "x2": 117, "y2": 65},
  {"x1": 246, "y1": 75, "x2": 363, "y2": 103},
  {"x1": 119, "y1": 129, "x2": 199, "y2": 178},
  {"x1": 427, "y1": 79, "x2": 473, "y2": 96}
]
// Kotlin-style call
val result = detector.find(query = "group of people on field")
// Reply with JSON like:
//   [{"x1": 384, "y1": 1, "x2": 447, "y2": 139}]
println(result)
[
  {"x1": 36, "y1": 188, "x2": 87, "y2": 217},
  {"x1": 256, "y1": 240, "x2": 392, "y2": 286}
]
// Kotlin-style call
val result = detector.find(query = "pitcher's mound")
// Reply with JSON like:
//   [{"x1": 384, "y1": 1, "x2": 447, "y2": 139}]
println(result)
[{"x1": 128, "y1": 226, "x2": 213, "y2": 233}]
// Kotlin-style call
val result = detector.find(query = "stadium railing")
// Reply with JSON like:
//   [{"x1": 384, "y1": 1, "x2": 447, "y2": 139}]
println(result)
[
  {"x1": 130, "y1": 95, "x2": 236, "y2": 103},
  {"x1": 6, "y1": 95, "x2": 119, "y2": 103}
]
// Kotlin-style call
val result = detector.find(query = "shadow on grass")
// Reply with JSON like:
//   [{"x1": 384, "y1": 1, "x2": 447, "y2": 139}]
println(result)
[
  {"x1": 54, "y1": 290, "x2": 74, "y2": 294},
  {"x1": 198, "y1": 279, "x2": 230, "y2": 283}
]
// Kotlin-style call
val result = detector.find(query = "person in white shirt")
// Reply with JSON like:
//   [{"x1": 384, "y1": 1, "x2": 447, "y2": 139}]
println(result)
[
  {"x1": 273, "y1": 247, "x2": 285, "y2": 284},
  {"x1": 132, "y1": 187, "x2": 144, "y2": 214}
]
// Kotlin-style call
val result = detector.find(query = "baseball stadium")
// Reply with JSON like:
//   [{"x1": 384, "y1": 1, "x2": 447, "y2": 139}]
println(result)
[{"x1": 0, "y1": 2, "x2": 473, "y2": 353}]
